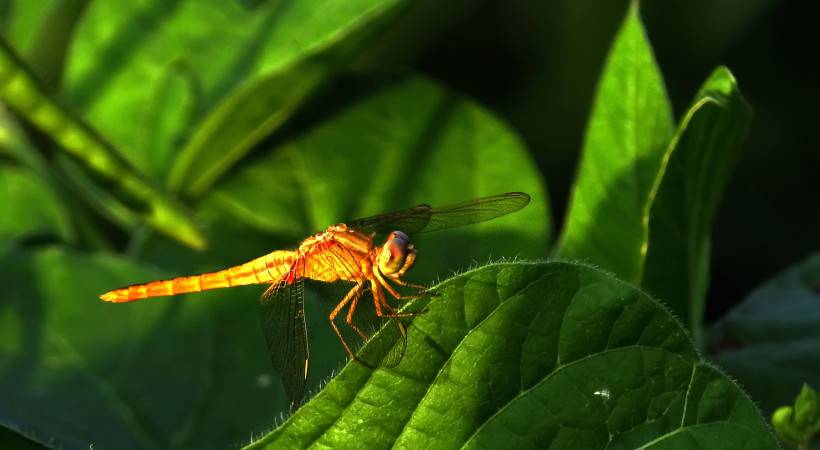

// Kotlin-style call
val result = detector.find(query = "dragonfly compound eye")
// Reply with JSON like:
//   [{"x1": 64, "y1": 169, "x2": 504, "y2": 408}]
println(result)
[{"x1": 379, "y1": 231, "x2": 412, "y2": 274}]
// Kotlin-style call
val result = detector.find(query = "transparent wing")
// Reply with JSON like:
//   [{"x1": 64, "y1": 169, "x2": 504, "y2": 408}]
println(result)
[
  {"x1": 345, "y1": 192, "x2": 530, "y2": 237},
  {"x1": 259, "y1": 259, "x2": 308, "y2": 406}
]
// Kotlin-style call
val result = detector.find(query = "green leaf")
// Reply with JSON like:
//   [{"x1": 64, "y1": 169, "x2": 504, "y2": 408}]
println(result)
[
  {"x1": 168, "y1": 1, "x2": 410, "y2": 197},
  {"x1": 0, "y1": 35, "x2": 206, "y2": 249},
  {"x1": 139, "y1": 60, "x2": 201, "y2": 181},
  {"x1": 167, "y1": 57, "x2": 327, "y2": 196},
  {"x1": 795, "y1": 384, "x2": 820, "y2": 431},
  {"x1": 553, "y1": 4, "x2": 751, "y2": 344},
  {"x1": 643, "y1": 66, "x2": 751, "y2": 345},
  {"x1": 0, "y1": 164, "x2": 73, "y2": 243},
  {"x1": 58, "y1": 0, "x2": 410, "y2": 194},
  {"x1": 0, "y1": 0, "x2": 52, "y2": 51},
  {"x1": 0, "y1": 247, "x2": 283, "y2": 449},
  {"x1": 709, "y1": 254, "x2": 820, "y2": 415},
  {"x1": 200, "y1": 72, "x2": 552, "y2": 281},
  {"x1": 247, "y1": 261, "x2": 777, "y2": 449},
  {"x1": 24, "y1": 0, "x2": 90, "y2": 89},
  {"x1": 0, "y1": 105, "x2": 74, "y2": 244},
  {"x1": 556, "y1": 1, "x2": 674, "y2": 284}
]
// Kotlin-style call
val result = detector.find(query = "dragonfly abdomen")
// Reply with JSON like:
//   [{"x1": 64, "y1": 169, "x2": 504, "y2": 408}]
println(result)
[{"x1": 99, "y1": 250, "x2": 298, "y2": 302}]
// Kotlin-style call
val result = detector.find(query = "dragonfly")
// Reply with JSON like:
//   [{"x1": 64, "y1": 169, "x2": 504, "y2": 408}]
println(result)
[{"x1": 100, "y1": 192, "x2": 530, "y2": 405}]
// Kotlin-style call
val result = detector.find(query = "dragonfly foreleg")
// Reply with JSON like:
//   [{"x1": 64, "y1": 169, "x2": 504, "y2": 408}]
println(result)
[
  {"x1": 370, "y1": 279, "x2": 419, "y2": 319},
  {"x1": 387, "y1": 275, "x2": 428, "y2": 291},
  {"x1": 373, "y1": 268, "x2": 426, "y2": 301}
]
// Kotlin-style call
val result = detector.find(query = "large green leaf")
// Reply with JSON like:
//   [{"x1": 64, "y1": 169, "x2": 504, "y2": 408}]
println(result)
[
  {"x1": 643, "y1": 67, "x2": 751, "y2": 344},
  {"x1": 198, "y1": 72, "x2": 551, "y2": 282},
  {"x1": 247, "y1": 261, "x2": 777, "y2": 449},
  {"x1": 709, "y1": 254, "x2": 820, "y2": 416},
  {"x1": 0, "y1": 35, "x2": 205, "y2": 249},
  {"x1": 555, "y1": 1, "x2": 674, "y2": 284}
]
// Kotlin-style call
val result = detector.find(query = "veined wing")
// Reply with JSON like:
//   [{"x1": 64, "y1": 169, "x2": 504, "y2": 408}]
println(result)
[
  {"x1": 345, "y1": 192, "x2": 530, "y2": 237},
  {"x1": 259, "y1": 259, "x2": 308, "y2": 406}
]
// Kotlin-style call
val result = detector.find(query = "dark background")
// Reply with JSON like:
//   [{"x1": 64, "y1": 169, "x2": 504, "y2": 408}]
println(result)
[{"x1": 363, "y1": 0, "x2": 820, "y2": 321}]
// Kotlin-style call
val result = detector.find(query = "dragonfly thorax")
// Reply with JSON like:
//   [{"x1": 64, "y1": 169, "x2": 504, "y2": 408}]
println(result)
[{"x1": 377, "y1": 231, "x2": 416, "y2": 276}]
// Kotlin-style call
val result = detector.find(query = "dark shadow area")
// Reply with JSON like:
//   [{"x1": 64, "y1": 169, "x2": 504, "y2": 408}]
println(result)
[{"x1": 0, "y1": 248, "x2": 46, "y2": 391}]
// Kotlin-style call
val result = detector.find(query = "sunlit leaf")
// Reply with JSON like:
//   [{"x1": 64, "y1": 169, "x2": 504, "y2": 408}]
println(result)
[
  {"x1": 167, "y1": 58, "x2": 327, "y2": 197},
  {"x1": 168, "y1": 1, "x2": 411, "y2": 197},
  {"x1": 556, "y1": 1, "x2": 674, "y2": 283},
  {"x1": 58, "y1": 0, "x2": 411, "y2": 195},
  {"x1": 0, "y1": 0, "x2": 52, "y2": 51},
  {"x1": 248, "y1": 261, "x2": 778, "y2": 450},
  {"x1": 0, "y1": 36, "x2": 205, "y2": 249},
  {"x1": 137, "y1": 61, "x2": 200, "y2": 182}
]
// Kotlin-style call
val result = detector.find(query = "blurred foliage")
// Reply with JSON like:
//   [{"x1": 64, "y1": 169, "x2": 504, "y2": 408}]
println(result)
[{"x1": 0, "y1": 0, "x2": 812, "y2": 448}]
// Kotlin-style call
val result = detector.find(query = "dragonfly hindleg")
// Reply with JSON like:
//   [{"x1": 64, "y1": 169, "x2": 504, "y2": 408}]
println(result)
[
  {"x1": 345, "y1": 290, "x2": 370, "y2": 342},
  {"x1": 329, "y1": 282, "x2": 366, "y2": 361}
]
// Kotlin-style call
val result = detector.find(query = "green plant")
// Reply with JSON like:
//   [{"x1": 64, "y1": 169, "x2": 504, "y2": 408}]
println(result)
[
  {"x1": 0, "y1": 0, "x2": 803, "y2": 449},
  {"x1": 772, "y1": 384, "x2": 820, "y2": 450}
]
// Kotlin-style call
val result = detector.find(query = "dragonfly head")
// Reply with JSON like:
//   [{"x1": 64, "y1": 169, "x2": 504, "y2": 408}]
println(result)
[{"x1": 378, "y1": 231, "x2": 416, "y2": 275}]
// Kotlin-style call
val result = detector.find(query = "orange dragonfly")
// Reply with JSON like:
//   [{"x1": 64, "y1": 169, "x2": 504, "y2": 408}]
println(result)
[{"x1": 100, "y1": 192, "x2": 530, "y2": 404}]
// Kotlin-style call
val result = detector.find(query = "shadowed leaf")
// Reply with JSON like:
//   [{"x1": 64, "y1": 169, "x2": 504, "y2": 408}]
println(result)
[
  {"x1": 709, "y1": 254, "x2": 820, "y2": 416},
  {"x1": 643, "y1": 66, "x2": 751, "y2": 344}
]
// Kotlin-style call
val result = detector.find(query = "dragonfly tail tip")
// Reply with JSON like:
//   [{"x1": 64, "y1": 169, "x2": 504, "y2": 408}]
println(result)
[{"x1": 99, "y1": 291, "x2": 120, "y2": 302}]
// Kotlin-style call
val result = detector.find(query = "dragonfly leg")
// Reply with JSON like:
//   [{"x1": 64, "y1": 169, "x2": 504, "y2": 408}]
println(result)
[
  {"x1": 373, "y1": 268, "x2": 426, "y2": 301},
  {"x1": 387, "y1": 274, "x2": 428, "y2": 290},
  {"x1": 345, "y1": 293, "x2": 370, "y2": 342},
  {"x1": 329, "y1": 282, "x2": 366, "y2": 362},
  {"x1": 370, "y1": 279, "x2": 419, "y2": 319}
]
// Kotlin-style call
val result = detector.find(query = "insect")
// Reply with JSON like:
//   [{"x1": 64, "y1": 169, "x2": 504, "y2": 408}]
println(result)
[{"x1": 100, "y1": 192, "x2": 530, "y2": 404}]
